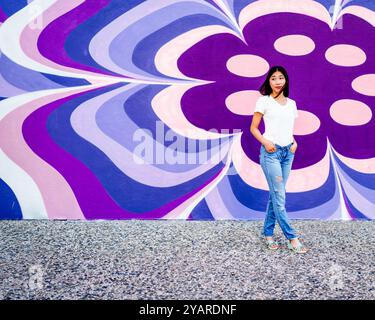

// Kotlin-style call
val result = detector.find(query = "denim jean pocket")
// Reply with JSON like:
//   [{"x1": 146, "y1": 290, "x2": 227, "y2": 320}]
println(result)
[{"x1": 266, "y1": 152, "x2": 277, "y2": 156}]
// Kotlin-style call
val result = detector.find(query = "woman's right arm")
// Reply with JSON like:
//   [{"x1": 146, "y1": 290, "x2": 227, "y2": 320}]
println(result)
[{"x1": 250, "y1": 112, "x2": 276, "y2": 152}]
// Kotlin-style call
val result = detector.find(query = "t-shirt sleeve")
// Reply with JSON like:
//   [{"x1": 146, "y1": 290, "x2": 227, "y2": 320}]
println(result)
[
  {"x1": 254, "y1": 97, "x2": 266, "y2": 115},
  {"x1": 294, "y1": 102, "x2": 299, "y2": 118}
]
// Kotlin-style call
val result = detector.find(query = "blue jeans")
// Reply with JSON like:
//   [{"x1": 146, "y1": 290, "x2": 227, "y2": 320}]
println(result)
[{"x1": 259, "y1": 142, "x2": 298, "y2": 240}]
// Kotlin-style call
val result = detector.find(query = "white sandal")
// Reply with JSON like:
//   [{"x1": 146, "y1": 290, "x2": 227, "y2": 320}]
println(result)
[
  {"x1": 287, "y1": 239, "x2": 309, "y2": 254},
  {"x1": 265, "y1": 238, "x2": 280, "y2": 250}
]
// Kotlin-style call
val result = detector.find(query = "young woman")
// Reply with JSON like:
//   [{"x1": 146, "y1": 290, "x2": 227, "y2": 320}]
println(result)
[{"x1": 250, "y1": 65, "x2": 309, "y2": 254}]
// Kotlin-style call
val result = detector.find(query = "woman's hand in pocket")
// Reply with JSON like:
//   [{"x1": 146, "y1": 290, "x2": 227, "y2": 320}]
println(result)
[
  {"x1": 264, "y1": 140, "x2": 276, "y2": 153},
  {"x1": 290, "y1": 143, "x2": 297, "y2": 154}
]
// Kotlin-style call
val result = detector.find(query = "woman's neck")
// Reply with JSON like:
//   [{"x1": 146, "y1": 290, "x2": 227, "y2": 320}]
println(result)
[{"x1": 270, "y1": 92, "x2": 285, "y2": 99}]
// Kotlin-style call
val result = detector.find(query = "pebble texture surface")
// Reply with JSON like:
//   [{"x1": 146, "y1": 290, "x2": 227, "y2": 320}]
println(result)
[{"x1": 0, "y1": 220, "x2": 374, "y2": 300}]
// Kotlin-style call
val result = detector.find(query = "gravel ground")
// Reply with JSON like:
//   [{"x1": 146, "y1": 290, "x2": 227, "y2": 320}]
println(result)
[{"x1": 0, "y1": 220, "x2": 374, "y2": 300}]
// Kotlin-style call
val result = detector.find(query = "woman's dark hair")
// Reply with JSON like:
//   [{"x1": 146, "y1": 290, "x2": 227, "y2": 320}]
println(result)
[{"x1": 259, "y1": 65, "x2": 289, "y2": 98}]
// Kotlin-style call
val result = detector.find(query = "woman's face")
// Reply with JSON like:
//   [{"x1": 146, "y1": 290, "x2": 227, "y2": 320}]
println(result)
[{"x1": 269, "y1": 71, "x2": 286, "y2": 94}]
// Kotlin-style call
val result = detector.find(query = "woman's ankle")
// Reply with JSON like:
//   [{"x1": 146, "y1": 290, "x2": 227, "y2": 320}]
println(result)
[{"x1": 289, "y1": 238, "x2": 300, "y2": 245}]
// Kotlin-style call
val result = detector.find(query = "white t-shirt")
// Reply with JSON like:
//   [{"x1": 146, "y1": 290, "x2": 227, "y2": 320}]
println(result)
[{"x1": 254, "y1": 95, "x2": 298, "y2": 147}]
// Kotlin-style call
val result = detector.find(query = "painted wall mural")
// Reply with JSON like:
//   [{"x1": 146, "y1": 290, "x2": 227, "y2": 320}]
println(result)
[{"x1": 0, "y1": 0, "x2": 374, "y2": 220}]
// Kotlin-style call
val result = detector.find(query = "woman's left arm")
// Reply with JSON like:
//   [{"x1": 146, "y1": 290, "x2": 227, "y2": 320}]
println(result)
[{"x1": 291, "y1": 136, "x2": 298, "y2": 152}]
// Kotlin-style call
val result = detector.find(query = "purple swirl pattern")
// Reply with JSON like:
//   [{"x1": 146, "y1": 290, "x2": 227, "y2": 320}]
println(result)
[{"x1": 0, "y1": 0, "x2": 374, "y2": 220}]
